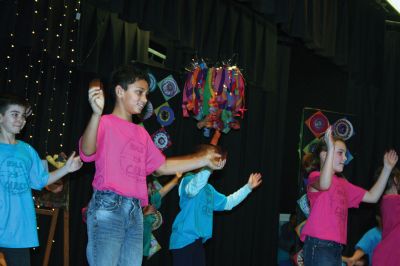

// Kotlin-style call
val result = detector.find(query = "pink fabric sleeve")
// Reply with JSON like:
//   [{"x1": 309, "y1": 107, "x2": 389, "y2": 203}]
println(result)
[
  {"x1": 344, "y1": 180, "x2": 367, "y2": 208},
  {"x1": 79, "y1": 137, "x2": 96, "y2": 162},
  {"x1": 307, "y1": 171, "x2": 320, "y2": 185}
]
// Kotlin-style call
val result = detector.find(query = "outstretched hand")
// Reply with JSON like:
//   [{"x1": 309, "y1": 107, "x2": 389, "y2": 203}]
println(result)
[
  {"x1": 383, "y1": 149, "x2": 398, "y2": 170},
  {"x1": 342, "y1": 256, "x2": 356, "y2": 266},
  {"x1": 64, "y1": 151, "x2": 83, "y2": 173},
  {"x1": 208, "y1": 156, "x2": 226, "y2": 170},
  {"x1": 202, "y1": 147, "x2": 227, "y2": 170},
  {"x1": 247, "y1": 173, "x2": 262, "y2": 189}
]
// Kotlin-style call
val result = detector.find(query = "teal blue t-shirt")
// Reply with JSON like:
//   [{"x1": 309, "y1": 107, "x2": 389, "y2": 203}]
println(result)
[
  {"x1": 169, "y1": 171, "x2": 227, "y2": 249},
  {"x1": 0, "y1": 141, "x2": 49, "y2": 248}
]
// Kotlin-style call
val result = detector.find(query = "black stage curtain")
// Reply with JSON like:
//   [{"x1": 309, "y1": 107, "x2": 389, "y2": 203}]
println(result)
[
  {"x1": 2, "y1": 0, "x2": 399, "y2": 264},
  {"x1": 80, "y1": 0, "x2": 278, "y2": 92}
]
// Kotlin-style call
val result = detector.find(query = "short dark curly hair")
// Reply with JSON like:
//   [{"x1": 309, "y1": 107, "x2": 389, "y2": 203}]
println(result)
[
  {"x1": 0, "y1": 93, "x2": 30, "y2": 114},
  {"x1": 109, "y1": 64, "x2": 150, "y2": 101}
]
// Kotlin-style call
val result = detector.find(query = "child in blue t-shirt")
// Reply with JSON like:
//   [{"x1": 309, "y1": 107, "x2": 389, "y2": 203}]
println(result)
[
  {"x1": 0, "y1": 93, "x2": 83, "y2": 266},
  {"x1": 169, "y1": 144, "x2": 262, "y2": 266}
]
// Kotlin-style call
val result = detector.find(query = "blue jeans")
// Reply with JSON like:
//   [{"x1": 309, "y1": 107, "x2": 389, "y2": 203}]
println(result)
[
  {"x1": 303, "y1": 236, "x2": 343, "y2": 266},
  {"x1": 86, "y1": 190, "x2": 143, "y2": 266}
]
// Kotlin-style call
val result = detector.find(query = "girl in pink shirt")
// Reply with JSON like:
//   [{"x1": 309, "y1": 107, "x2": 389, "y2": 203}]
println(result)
[
  {"x1": 79, "y1": 65, "x2": 226, "y2": 266},
  {"x1": 301, "y1": 127, "x2": 398, "y2": 266},
  {"x1": 372, "y1": 167, "x2": 400, "y2": 266}
]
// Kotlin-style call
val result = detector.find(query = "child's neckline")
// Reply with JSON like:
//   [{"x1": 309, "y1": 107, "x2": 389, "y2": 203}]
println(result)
[
  {"x1": 109, "y1": 113, "x2": 133, "y2": 123},
  {"x1": 0, "y1": 139, "x2": 20, "y2": 145}
]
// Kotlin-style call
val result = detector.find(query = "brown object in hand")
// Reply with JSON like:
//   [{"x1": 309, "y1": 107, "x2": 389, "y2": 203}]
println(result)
[
  {"x1": 89, "y1": 79, "x2": 105, "y2": 109},
  {"x1": 89, "y1": 79, "x2": 103, "y2": 90}
]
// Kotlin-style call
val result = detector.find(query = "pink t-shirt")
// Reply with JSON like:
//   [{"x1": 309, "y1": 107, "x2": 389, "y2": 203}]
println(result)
[
  {"x1": 372, "y1": 194, "x2": 400, "y2": 266},
  {"x1": 300, "y1": 171, "x2": 366, "y2": 244},
  {"x1": 79, "y1": 114, "x2": 165, "y2": 206}
]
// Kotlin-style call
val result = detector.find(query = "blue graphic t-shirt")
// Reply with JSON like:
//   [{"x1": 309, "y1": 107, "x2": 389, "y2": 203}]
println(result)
[
  {"x1": 0, "y1": 141, "x2": 49, "y2": 248},
  {"x1": 169, "y1": 171, "x2": 227, "y2": 249}
]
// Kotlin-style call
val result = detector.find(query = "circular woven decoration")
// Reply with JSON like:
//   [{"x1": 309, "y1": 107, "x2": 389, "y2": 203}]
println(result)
[
  {"x1": 157, "y1": 106, "x2": 175, "y2": 126},
  {"x1": 160, "y1": 77, "x2": 179, "y2": 98},
  {"x1": 152, "y1": 210, "x2": 163, "y2": 231},
  {"x1": 333, "y1": 118, "x2": 354, "y2": 140},
  {"x1": 142, "y1": 101, "x2": 154, "y2": 120},
  {"x1": 307, "y1": 111, "x2": 329, "y2": 137},
  {"x1": 152, "y1": 129, "x2": 171, "y2": 151},
  {"x1": 148, "y1": 73, "x2": 157, "y2": 93}
]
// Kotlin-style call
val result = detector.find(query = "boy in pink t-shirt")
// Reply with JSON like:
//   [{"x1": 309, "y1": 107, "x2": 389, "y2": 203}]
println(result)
[
  {"x1": 300, "y1": 127, "x2": 397, "y2": 266},
  {"x1": 80, "y1": 65, "x2": 226, "y2": 266}
]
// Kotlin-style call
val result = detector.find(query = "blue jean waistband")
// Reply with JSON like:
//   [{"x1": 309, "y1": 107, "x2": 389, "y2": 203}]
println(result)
[{"x1": 93, "y1": 189, "x2": 141, "y2": 205}]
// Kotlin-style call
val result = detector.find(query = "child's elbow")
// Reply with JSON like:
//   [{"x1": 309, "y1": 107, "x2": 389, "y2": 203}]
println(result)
[
  {"x1": 318, "y1": 182, "x2": 332, "y2": 191},
  {"x1": 154, "y1": 164, "x2": 168, "y2": 176},
  {"x1": 319, "y1": 186, "x2": 330, "y2": 191},
  {"x1": 80, "y1": 143, "x2": 95, "y2": 157},
  {"x1": 363, "y1": 192, "x2": 379, "y2": 203}
]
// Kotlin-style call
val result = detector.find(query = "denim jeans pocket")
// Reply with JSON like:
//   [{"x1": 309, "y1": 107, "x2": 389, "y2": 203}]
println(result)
[
  {"x1": 304, "y1": 237, "x2": 343, "y2": 266},
  {"x1": 94, "y1": 190, "x2": 120, "y2": 211}
]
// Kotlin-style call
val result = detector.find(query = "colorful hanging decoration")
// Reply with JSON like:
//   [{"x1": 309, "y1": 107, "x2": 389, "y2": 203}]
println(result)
[
  {"x1": 152, "y1": 127, "x2": 172, "y2": 151},
  {"x1": 182, "y1": 63, "x2": 246, "y2": 139},
  {"x1": 158, "y1": 75, "x2": 180, "y2": 101},
  {"x1": 305, "y1": 111, "x2": 330, "y2": 138},
  {"x1": 332, "y1": 118, "x2": 354, "y2": 140},
  {"x1": 303, "y1": 138, "x2": 320, "y2": 154},
  {"x1": 345, "y1": 150, "x2": 353, "y2": 165},
  {"x1": 148, "y1": 73, "x2": 158, "y2": 93},
  {"x1": 156, "y1": 105, "x2": 175, "y2": 127}
]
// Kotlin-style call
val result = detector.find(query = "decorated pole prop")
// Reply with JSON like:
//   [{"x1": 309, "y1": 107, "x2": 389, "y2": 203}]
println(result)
[{"x1": 182, "y1": 62, "x2": 247, "y2": 145}]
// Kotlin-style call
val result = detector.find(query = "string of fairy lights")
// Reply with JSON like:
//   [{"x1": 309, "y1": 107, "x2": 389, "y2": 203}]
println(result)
[
  {"x1": 43, "y1": 0, "x2": 59, "y2": 154},
  {"x1": 2, "y1": 0, "x2": 80, "y2": 153},
  {"x1": 1, "y1": 0, "x2": 81, "y2": 250}
]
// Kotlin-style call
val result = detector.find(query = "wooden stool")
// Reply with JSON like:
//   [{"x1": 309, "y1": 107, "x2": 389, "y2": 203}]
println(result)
[
  {"x1": 35, "y1": 208, "x2": 69, "y2": 266},
  {"x1": 0, "y1": 252, "x2": 7, "y2": 266}
]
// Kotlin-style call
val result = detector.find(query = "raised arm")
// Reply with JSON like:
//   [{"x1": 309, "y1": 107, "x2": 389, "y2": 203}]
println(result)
[
  {"x1": 81, "y1": 86, "x2": 104, "y2": 156},
  {"x1": 158, "y1": 172, "x2": 183, "y2": 198},
  {"x1": 224, "y1": 173, "x2": 262, "y2": 210},
  {"x1": 47, "y1": 152, "x2": 83, "y2": 185},
  {"x1": 312, "y1": 127, "x2": 335, "y2": 191},
  {"x1": 363, "y1": 150, "x2": 398, "y2": 203}
]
